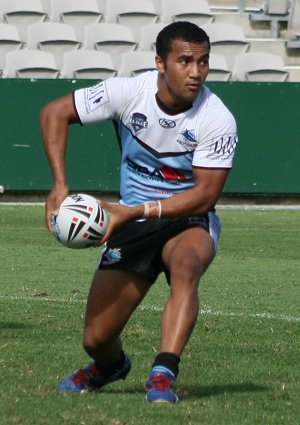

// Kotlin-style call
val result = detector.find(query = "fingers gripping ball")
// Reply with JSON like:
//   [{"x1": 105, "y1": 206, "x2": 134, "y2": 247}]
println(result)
[{"x1": 51, "y1": 194, "x2": 108, "y2": 249}]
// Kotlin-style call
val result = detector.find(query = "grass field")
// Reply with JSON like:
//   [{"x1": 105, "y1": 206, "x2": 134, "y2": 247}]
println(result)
[{"x1": 0, "y1": 204, "x2": 299, "y2": 425}]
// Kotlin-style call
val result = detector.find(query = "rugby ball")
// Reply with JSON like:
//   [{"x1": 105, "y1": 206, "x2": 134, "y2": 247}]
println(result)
[{"x1": 51, "y1": 193, "x2": 108, "y2": 249}]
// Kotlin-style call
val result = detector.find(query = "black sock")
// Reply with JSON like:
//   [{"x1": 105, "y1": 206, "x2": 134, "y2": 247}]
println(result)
[
  {"x1": 96, "y1": 350, "x2": 125, "y2": 373},
  {"x1": 152, "y1": 352, "x2": 180, "y2": 378}
]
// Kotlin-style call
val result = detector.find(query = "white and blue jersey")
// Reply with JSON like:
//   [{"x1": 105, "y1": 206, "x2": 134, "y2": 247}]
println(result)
[{"x1": 74, "y1": 71, "x2": 238, "y2": 206}]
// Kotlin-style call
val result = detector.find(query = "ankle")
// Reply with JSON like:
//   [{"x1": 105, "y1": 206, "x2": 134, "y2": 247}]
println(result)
[{"x1": 152, "y1": 352, "x2": 180, "y2": 378}]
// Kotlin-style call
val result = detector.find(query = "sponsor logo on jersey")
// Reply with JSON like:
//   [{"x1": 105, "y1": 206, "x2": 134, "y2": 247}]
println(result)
[
  {"x1": 159, "y1": 118, "x2": 176, "y2": 129},
  {"x1": 177, "y1": 129, "x2": 198, "y2": 151},
  {"x1": 102, "y1": 248, "x2": 122, "y2": 265},
  {"x1": 85, "y1": 82, "x2": 109, "y2": 112},
  {"x1": 129, "y1": 113, "x2": 148, "y2": 132},
  {"x1": 127, "y1": 158, "x2": 186, "y2": 182},
  {"x1": 206, "y1": 134, "x2": 238, "y2": 160}
]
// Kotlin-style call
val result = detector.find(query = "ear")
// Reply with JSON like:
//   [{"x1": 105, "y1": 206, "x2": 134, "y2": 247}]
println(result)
[{"x1": 155, "y1": 55, "x2": 165, "y2": 74}]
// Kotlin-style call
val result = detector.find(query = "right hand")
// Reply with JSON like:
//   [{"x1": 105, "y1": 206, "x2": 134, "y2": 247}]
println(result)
[
  {"x1": 45, "y1": 185, "x2": 69, "y2": 232},
  {"x1": 96, "y1": 200, "x2": 143, "y2": 245}
]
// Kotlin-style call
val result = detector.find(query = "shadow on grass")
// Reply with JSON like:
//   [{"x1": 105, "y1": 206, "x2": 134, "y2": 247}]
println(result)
[
  {"x1": 179, "y1": 382, "x2": 269, "y2": 400},
  {"x1": 96, "y1": 382, "x2": 268, "y2": 400},
  {"x1": 0, "y1": 321, "x2": 31, "y2": 329}
]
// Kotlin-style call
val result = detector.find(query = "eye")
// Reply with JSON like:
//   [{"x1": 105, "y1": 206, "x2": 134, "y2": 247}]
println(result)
[
  {"x1": 199, "y1": 57, "x2": 209, "y2": 65},
  {"x1": 179, "y1": 58, "x2": 189, "y2": 65}
]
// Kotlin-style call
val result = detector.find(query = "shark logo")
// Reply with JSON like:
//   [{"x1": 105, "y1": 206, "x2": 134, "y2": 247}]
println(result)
[
  {"x1": 177, "y1": 129, "x2": 198, "y2": 151},
  {"x1": 102, "y1": 248, "x2": 122, "y2": 265},
  {"x1": 180, "y1": 129, "x2": 197, "y2": 143}
]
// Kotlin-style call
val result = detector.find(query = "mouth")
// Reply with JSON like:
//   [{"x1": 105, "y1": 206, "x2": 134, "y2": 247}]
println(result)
[
  {"x1": 186, "y1": 81, "x2": 201, "y2": 90},
  {"x1": 186, "y1": 83, "x2": 201, "y2": 93}
]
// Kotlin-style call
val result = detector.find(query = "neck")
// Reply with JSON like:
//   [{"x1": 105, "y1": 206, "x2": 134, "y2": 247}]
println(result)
[{"x1": 155, "y1": 93, "x2": 192, "y2": 115}]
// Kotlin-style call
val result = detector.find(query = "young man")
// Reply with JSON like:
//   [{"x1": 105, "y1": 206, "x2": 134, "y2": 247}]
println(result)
[{"x1": 41, "y1": 21, "x2": 238, "y2": 403}]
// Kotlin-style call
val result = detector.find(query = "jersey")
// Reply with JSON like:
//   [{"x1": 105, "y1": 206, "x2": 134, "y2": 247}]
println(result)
[{"x1": 74, "y1": 71, "x2": 238, "y2": 206}]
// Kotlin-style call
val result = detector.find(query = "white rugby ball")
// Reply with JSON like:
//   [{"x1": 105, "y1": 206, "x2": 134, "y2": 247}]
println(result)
[{"x1": 51, "y1": 193, "x2": 108, "y2": 249}]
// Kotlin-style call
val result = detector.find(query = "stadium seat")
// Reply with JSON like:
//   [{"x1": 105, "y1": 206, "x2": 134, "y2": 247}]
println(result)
[
  {"x1": 84, "y1": 23, "x2": 137, "y2": 68},
  {"x1": 4, "y1": 49, "x2": 59, "y2": 78},
  {"x1": 206, "y1": 53, "x2": 231, "y2": 81},
  {"x1": 202, "y1": 23, "x2": 250, "y2": 69},
  {"x1": 139, "y1": 23, "x2": 166, "y2": 51},
  {"x1": 232, "y1": 52, "x2": 289, "y2": 82},
  {"x1": 40, "y1": 0, "x2": 50, "y2": 15},
  {"x1": 0, "y1": 23, "x2": 24, "y2": 72},
  {"x1": 106, "y1": 0, "x2": 159, "y2": 41},
  {"x1": 50, "y1": 0, "x2": 103, "y2": 41},
  {"x1": 265, "y1": 0, "x2": 290, "y2": 15},
  {"x1": 0, "y1": 0, "x2": 47, "y2": 41},
  {"x1": 61, "y1": 49, "x2": 117, "y2": 79},
  {"x1": 250, "y1": 0, "x2": 290, "y2": 38},
  {"x1": 286, "y1": 0, "x2": 300, "y2": 48},
  {"x1": 118, "y1": 51, "x2": 156, "y2": 77},
  {"x1": 160, "y1": 0, "x2": 214, "y2": 26},
  {"x1": 27, "y1": 22, "x2": 81, "y2": 68}
]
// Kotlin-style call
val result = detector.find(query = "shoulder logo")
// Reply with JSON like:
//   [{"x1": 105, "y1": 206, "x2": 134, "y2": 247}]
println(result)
[
  {"x1": 129, "y1": 113, "x2": 148, "y2": 132},
  {"x1": 86, "y1": 82, "x2": 108, "y2": 112},
  {"x1": 159, "y1": 118, "x2": 176, "y2": 129}
]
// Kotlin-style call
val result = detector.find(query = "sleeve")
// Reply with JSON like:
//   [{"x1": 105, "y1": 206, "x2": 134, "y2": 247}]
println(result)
[
  {"x1": 193, "y1": 107, "x2": 238, "y2": 169},
  {"x1": 74, "y1": 77, "x2": 131, "y2": 125}
]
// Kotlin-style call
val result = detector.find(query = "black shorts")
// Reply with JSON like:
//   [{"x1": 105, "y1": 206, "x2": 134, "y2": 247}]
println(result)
[{"x1": 98, "y1": 213, "x2": 221, "y2": 284}]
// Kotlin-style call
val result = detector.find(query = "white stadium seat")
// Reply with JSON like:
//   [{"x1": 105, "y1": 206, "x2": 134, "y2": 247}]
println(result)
[
  {"x1": 50, "y1": 0, "x2": 103, "y2": 41},
  {"x1": 27, "y1": 22, "x2": 81, "y2": 68},
  {"x1": 106, "y1": 0, "x2": 159, "y2": 41},
  {"x1": 206, "y1": 53, "x2": 231, "y2": 81},
  {"x1": 0, "y1": 23, "x2": 24, "y2": 71},
  {"x1": 161, "y1": 0, "x2": 214, "y2": 26},
  {"x1": 4, "y1": 49, "x2": 59, "y2": 78},
  {"x1": 232, "y1": 52, "x2": 289, "y2": 82},
  {"x1": 0, "y1": 0, "x2": 47, "y2": 41},
  {"x1": 84, "y1": 23, "x2": 137, "y2": 68},
  {"x1": 118, "y1": 50, "x2": 156, "y2": 77},
  {"x1": 286, "y1": 0, "x2": 300, "y2": 48},
  {"x1": 202, "y1": 23, "x2": 250, "y2": 69},
  {"x1": 61, "y1": 49, "x2": 117, "y2": 79},
  {"x1": 139, "y1": 23, "x2": 166, "y2": 51}
]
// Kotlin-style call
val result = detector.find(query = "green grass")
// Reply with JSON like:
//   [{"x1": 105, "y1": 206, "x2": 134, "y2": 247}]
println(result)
[{"x1": 0, "y1": 205, "x2": 299, "y2": 425}]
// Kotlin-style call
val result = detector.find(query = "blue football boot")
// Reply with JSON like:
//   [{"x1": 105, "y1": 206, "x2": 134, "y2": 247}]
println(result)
[
  {"x1": 145, "y1": 367, "x2": 179, "y2": 403},
  {"x1": 56, "y1": 355, "x2": 131, "y2": 393}
]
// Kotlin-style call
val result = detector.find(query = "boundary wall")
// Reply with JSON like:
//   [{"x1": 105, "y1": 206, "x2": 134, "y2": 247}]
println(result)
[{"x1": 0, "y1": 79, "x2": 299, "y2": 195}]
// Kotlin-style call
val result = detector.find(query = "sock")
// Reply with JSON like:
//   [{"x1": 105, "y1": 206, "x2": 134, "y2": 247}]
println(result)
[
  {"x1": 152, "y1": 352, "x2": 180, "y2": 378},
  {"x1": 96, "y1": 350, "x2": 125, "y2": 374}
]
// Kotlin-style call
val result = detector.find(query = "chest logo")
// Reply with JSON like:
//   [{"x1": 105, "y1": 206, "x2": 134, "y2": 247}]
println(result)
[
  {"x1": 159, "y1": 118, "x2": 176, "y2": 128},
  {"x1": 177, "y1": 129, "x2": 198, "y2": 151},
  {"x1": 129, "y1": 113, "x2": 148, "y2": 132}
]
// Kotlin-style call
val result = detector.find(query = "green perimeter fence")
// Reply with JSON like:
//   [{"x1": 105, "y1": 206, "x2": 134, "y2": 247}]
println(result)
[{"x1": 0, "y1": 79, "x2": 299, "y2": 195}]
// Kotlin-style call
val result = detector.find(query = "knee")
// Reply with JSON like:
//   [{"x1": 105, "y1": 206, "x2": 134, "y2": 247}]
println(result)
[
  {"x1": 170, "y1": 253, "x2": 205, "y2": 285},
  {"x1": 83, "y1": 326, "x2": 112, "y2": 355}
]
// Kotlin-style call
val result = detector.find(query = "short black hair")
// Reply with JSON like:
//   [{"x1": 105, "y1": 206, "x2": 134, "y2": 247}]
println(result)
[{"x1": 156, "y1": 21, "x2": 210, "y2": 62}]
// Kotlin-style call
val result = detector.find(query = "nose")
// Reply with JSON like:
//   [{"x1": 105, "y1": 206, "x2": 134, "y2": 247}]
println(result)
[{"x1": 189, "y1": 62, "x2": 201, "y2": 78}]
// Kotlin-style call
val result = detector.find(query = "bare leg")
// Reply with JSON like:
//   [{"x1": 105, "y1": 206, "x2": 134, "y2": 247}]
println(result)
[
  {"x1": 83, "y1": 269, "x2": 151, "y2": 367},
  {"x1": 161, "y1": 227, "x2": 215, "y2": 355}
]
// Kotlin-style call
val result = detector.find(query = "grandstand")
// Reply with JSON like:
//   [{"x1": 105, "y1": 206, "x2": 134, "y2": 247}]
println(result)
[{"x1": 0, "y1": 0, "x2": 299, "y2": 80}]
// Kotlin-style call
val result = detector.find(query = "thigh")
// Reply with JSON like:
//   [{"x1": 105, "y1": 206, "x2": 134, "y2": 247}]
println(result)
[
  {"x1": 84, "y1": 269, "x2": 151, "y2": 341},
  {"x1": 162, "y1": 227, "x2": 216, "y2": 284}
]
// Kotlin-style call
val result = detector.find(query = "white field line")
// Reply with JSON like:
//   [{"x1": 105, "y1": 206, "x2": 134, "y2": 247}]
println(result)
[{"x1": 1, "y1": 295, "x2": 300, "y2": 323}]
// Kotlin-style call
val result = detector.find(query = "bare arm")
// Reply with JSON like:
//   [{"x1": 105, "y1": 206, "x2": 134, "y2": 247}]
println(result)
[
  {"x1": 40, "y1": 93, "x2": 80, "y2": 231},
  {"x1": 100, "y1": 167, "x2": 230, "y2": 243},
  {"x1": 41, "y1": 93, "x2": 229, "y2": 241}
]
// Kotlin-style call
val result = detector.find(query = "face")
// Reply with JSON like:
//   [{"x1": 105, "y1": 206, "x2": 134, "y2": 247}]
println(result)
[{"x1": 156, "y1": 39, "x2": 210, "y2": 110}]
